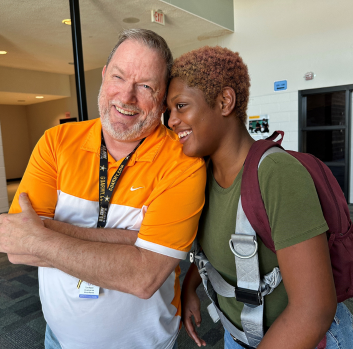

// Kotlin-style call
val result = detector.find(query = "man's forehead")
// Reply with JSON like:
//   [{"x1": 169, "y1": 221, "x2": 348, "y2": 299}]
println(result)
[{"x1": 107, "y1": 42, "x2": 167, "y2": 84}]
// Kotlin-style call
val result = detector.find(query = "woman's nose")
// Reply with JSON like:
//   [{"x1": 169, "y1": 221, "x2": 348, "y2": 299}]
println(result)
[{"x1": 167, "y1": 111, "x2": 181, "y2": 130}]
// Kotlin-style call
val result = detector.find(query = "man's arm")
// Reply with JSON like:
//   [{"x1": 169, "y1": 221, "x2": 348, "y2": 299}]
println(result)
[
  {"x1": 1, "y1": 194, "x2": 178, "y2": 298},
  {"x1": 7, "y1": 254, "x2": 52, "y2": 267},
  {"x1": 7, "y1": 220, "x2": 138, "y2": 267},
  {"x1": 1, "y1": 156, "x2": 205, "y2": 297},
  {"x1": 43, "y1": 219, "x2": 138, "y2": 244}
]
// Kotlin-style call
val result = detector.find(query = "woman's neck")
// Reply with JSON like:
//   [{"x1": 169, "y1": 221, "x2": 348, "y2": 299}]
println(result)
[{"x1": 210, "y1": 123, "x2": 255, "y2": 188}]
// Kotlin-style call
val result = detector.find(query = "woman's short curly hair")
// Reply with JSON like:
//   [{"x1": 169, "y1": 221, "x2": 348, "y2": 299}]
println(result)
[{"x1": 171, "y1": 46, "x2": 250, "y2": 123}]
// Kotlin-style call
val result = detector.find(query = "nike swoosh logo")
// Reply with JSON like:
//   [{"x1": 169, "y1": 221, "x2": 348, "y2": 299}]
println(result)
[{"x1": 130, "y1": 186, "x2": 144, "y2": 191}]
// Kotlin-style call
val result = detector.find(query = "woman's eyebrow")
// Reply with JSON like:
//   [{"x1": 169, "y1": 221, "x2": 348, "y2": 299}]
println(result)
[{"x1": 170, "y1": 94, "x2": 182, "y2": 102}]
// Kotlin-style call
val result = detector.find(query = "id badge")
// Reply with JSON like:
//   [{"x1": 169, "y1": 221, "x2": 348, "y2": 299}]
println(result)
[{"x1": 79, "y1": 281, "x2": 100, "y2": 299}]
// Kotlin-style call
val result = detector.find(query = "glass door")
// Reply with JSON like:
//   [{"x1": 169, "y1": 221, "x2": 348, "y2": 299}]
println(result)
[{"x1": 299, "y1": 86, "x2": 353, "y2": 199}]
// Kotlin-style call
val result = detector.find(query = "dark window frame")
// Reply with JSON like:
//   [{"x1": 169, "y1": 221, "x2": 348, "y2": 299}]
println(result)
[{"x1": 298, "y1": 85, "x2": 353, "y2": 199}]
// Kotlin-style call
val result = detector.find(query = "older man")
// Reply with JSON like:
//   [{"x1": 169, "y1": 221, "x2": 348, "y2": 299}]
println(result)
[{"x1": 0, "y1": 29, "x2": 206, "y2": 349}]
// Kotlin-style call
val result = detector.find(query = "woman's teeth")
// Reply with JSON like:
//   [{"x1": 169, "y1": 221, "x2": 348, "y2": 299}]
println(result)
[
  {"x1": 178, "y1": 130, "x2": 192, "y2": 139},
  {"x1": 115, "y1": 106, "x2": 137, "y2": 116}
]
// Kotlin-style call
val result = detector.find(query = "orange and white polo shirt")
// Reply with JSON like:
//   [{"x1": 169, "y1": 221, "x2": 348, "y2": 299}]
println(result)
[{"x1": 10, "y1": 118, "x2": 206, "y2": 349}]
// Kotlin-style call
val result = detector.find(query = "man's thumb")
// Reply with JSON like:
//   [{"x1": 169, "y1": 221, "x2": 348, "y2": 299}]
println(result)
[{"x1": 19, "y1": 193, "x2": 33, "y2": 211}]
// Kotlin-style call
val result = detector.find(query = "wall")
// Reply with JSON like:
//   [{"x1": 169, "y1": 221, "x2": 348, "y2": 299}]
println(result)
[
  {"x1": 26, "y1": 68, "x2": 103, "y2": 149},
  {"x1": 26, "y1": 98, "x2": 74, "y2": 150},
  {"x1": 0, "y1": 105, "x2": 32, "y2": 179},
  {"x1": 0, "y1": 66, "x2": 70, "y2": 97},
  {"x1": 82, "y1": 67, "x2": 103, "y2": 121},
  {"x1": 0, "y1": 123, "x2": 9, "y2": 213}
]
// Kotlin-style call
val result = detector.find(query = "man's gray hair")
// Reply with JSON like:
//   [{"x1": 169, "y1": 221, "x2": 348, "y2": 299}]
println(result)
[{"x1": 106, "y1": 29, "x2": 173, "y2": 83}]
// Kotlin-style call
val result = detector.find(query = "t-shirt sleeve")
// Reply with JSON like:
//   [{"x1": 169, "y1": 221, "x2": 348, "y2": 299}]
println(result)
[
  {"x1": 135, "y1": 164, "x2": 206, "y2": 260},
  {"x1": 9, "y1": 130, "x2": 58, "y2": 218},
  {"x1": 259, "y1": 153, "x2": 328, "y2": 251}
]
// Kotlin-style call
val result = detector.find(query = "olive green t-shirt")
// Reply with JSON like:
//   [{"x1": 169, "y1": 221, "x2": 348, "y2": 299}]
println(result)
[{"x1": 198, "y1": 152, "x2": 328, "y2": 330}]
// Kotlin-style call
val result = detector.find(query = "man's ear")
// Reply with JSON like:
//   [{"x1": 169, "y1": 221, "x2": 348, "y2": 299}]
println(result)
[
  {"x1": 217, "y1": 87, "x2": 236, "y2": 117},
  {"x1": 102, "y1": 65, "x2": 107, "y2": 79}
]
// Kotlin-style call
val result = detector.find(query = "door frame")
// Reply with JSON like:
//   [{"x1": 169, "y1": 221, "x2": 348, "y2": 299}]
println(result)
[{"x1": 298, "y1": 85, "x2": 353, "y2": 200}]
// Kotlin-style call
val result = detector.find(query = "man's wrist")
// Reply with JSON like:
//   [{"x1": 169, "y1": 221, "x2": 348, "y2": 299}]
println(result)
[{"x1": 28, "y1": 226, "x2": 53, "y2": 257}]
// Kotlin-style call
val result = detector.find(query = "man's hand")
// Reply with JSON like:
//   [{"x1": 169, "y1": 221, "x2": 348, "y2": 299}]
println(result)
[{"x1": 0, "y1": 193, "x2": 44, "y2": 255}]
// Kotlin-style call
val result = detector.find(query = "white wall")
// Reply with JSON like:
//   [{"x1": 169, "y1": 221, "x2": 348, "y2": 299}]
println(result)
[
  {"x1": 0, "y1": 105, "x2": 32, "y2": 179},
  {"x1": 0, "y1": 123, "x2": 9, "y2": 213}
]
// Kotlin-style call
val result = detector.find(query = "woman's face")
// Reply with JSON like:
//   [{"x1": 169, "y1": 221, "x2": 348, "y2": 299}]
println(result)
[{"x1": 167, "y1": 77, "x2": 221, "y2": 158}]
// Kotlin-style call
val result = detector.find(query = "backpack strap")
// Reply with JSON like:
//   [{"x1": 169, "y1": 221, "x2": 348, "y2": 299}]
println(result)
[
  {"x1": 241, "y1": 135, "x2": 286, "y2": 253},
  {"x1": 265, "y1": 130, "x2": 284, "y2": 144}
]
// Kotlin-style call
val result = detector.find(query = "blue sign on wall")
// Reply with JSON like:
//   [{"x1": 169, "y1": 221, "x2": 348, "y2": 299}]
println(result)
[{"x1": 274, "y1": 80, "x2": 287, "y2": 91}]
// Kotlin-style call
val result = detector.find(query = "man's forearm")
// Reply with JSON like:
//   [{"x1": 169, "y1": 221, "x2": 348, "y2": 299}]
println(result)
[
  {"x1": 30, "y1": 226, "x2": 179, "y2": 298},
  {"x1": 44, "y1": 219, "x2": 138, "y2": 245},
  {"x1": 7, "y1": 253, "x2": 52, "y2": 267}
]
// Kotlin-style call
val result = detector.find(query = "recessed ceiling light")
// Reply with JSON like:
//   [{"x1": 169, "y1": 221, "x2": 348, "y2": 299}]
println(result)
[
  {"x1": 0, "y1": 51, "x2": 7, "y2": 55},
  {"x1": 68, "y1": 62, "x2": 74, "y2": 65},
  {"x1": 18, "y1": 100, "x2": 25, "y2": 102},
  {"x1": 123, "y1": 17, "x2": 140, "y2": 23},
  {"x1": 36, "y1": 96, "x2": 44, "y2": 99},
  {"x1": 62, "y1": 19, "x2": 71, "y2": 25}
]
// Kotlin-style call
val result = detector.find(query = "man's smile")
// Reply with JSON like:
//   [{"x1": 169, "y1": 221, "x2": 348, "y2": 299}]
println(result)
[{"x1": 114, "y1": 105, "x2": 139, "y2": 116}]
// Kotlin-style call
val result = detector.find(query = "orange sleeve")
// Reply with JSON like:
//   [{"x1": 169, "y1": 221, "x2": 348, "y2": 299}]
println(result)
[
  {"x1": 9, "y1": 129, "x2": 58, "y2": 217},
  {"x1": 136, "y1": 164, "x2": 206, "y2": 257}
]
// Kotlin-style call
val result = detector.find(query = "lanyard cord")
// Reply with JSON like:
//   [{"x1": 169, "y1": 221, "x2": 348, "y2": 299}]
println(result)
[{"x1": 97, "y1": 132, "x2": 145, "y2": 228}]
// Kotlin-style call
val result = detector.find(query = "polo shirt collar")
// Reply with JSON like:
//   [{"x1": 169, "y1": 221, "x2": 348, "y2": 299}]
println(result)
[{"x1": 80, "y1": 118, "x2": 167, "y2": 165}]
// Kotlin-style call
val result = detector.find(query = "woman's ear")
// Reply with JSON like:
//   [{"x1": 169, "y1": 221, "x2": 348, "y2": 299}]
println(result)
[{"x1": 217, "y1": 87, "x2": 236, "y2": 117}]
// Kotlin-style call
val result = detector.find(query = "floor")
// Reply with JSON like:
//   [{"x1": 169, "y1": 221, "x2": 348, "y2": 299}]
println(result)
[{"x1": 0, "y1": 182, "x2": 352, "y2": 348}]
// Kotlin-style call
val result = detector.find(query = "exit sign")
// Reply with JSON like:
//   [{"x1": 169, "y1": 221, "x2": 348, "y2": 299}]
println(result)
[{"x1": 151, "y1": 10, "x2": 165, "y2": 25}]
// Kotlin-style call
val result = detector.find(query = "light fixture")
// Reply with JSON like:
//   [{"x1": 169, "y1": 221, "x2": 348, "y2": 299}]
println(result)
[
  {"x1": 36, "y1": 96, "x2": 44, "y2": 99},
  {"x1": 68, "y1": 62, "x2": 74, "y2": 65},
  {"x1": 62, "y1": 19, "x2": 71, "y2": 25},
  {"x1": 123, "y1": 17, "x2": 140, "y2": 23},
  {"x1": 18, "y1": 100, "x2": 25, "y2": 102},
  {"x1": 0, "y1": 51, "x2": 7, "y2": 55}
]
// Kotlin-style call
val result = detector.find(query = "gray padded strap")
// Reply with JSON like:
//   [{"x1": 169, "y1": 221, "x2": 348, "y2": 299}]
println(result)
[
  {"x1": 233, "y1": 198, "x2": 263, "y2": 347},
  {"x1": 196, "y1": 252, "x2": 281, "y2": 348},
  {"x1": 259, "y1": 147, "x2": 286, "y2": 166},
  {"x1": 240, "y1": 303, "x2": 264, "y2": 347},
  {"x1": 231, "y1": 199, "x2": 260, "y2": 291}
]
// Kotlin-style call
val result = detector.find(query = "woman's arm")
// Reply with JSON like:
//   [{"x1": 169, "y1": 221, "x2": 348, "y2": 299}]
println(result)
[
  {"x1": 258, "y1": 233, "x2": 337, "y2": 349},
  {"x1": 181, "y1": 263, "x2": 206, "y2": 347}
]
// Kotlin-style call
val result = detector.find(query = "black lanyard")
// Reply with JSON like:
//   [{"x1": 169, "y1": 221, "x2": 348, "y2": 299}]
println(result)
[{"x1": 97, "y1": 132, "x2": 145, "y2": 228}]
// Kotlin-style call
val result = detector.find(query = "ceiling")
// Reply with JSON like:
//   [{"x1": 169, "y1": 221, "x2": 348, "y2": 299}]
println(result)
[
  {"x1": 0, "y1": 0, "x2": 232, "y2": 76},
  {"x1": 0, "y1": 91, "x2": 65, "y2": 106}
]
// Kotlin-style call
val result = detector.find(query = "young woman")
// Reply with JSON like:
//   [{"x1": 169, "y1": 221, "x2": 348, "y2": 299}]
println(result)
[{"x1": 166, "y1": 46, "x2": 353, "y2": 349}]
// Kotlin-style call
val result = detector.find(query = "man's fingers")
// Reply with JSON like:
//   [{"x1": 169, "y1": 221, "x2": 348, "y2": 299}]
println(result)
[{"x1": 18, "y1": 193, "x2": 34, "y2": 212}]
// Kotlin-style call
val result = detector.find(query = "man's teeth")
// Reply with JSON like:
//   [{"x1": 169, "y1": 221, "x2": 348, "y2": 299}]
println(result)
[
  {"x1": 115, "y1": 106, "x2": 137, "y2": 116},
  {"x1": 178, "y1": 130, "x2": 192, "y2": 139}
]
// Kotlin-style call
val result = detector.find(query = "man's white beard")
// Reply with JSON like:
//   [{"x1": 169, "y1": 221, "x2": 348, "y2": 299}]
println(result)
[{"x1": 98, "y1": 88, "x2": 162, "y2": 141}]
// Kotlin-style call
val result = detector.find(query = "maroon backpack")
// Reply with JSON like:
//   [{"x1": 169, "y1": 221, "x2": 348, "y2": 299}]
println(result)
[{"x1": 242, "y1": 131, "x2": 353, "y2": 303}]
